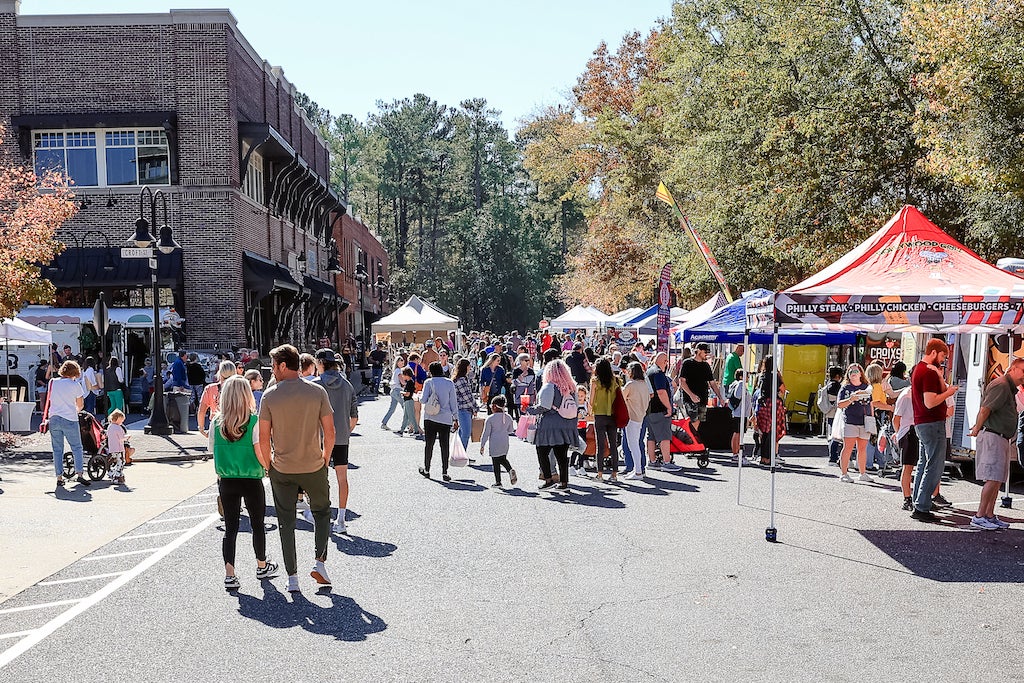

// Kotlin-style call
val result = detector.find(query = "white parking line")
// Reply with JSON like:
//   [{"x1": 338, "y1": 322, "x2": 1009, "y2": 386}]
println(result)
[
  {"x1": 0, "y1": 599, "x2": 82, "y2": 615},
  {"x1": 118, "y1": 529, "x2": 194, "y2": 540},
  {"x1": 38, "y1": 573, "x2": 125, "y2": 587},
  {"x1": 0, "y1": 513, "x2": 218, "y2": 669},
  {"x1": 194, "y1": 493, "x2": 219, "y2": 498},
  {"x1": 146, "y1": 514, "x2": 212, "y2": 524},
  {"x1": 0, "y1": 632, "x2": 35, "y2": 641},
  {"x1": 171, "y1": 502, "x2": 214, "y2": 509},
  {"x1": 83, "y1": 549, "x2": 158, "y2": 562}
]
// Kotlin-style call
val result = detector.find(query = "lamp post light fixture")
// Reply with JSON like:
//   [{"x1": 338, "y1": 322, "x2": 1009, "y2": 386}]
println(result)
[
  {"x1": 127, "y1": 187, "x2": 180, "y2": 436},
  {"x1": 354, "y1": 262, "x2": 368, "y2": 368},
  {"x1": 325, "y1": 242, "x2": 344, "y2": 345}
]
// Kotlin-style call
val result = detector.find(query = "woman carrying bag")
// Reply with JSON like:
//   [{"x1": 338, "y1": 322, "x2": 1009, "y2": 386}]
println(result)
[{"x1": 533, "y1": 359, "x2": 579, "y2": 490}]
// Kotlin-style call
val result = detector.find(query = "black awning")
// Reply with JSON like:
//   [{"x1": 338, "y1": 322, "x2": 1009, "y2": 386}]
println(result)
[
  {"x1": 239, "y1": 122, "x2": 296, "y2": 161},
  {"x1": 303, "y1": 275, "x2": 337, "y2": 299},
  {"x1": 44, "y1": 247, "x2": 182, "y2": 288},
  {"x1": 12, "y1": 111, "x2": 177, "y2": 130},
  {"x1": 243, "y1": 252, "x2": 300, "y2": 300}
]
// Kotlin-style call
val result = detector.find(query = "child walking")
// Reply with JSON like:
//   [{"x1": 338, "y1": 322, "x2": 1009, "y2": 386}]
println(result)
[
  {"x1": 480, "y1": 396, "x2": 517, "y2": 488},
  {"x1": 106, "y1": 409, "x2": 129, "y2": 485},
  {"x1": 397, "y1": 367, "x2": 423, "y2": 437}
]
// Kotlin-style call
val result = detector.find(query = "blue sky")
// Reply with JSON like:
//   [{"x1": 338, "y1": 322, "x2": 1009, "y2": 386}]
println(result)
[{"x1": 22, "y1": 0, "x2": 671, "y2": 132}]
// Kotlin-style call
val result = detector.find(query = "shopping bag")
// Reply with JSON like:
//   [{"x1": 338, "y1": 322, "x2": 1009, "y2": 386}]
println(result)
[
  {"x1": 515, "y1": 415, "x2": 534, "y2": 440},
  {"x1": 471, "y1": 415, "x2": 485, "y2": 442},
  {"x1": 830, "y1": 410, "x2": 846, "y2": 442},
  {"x1": 450, "y1": 434, "x2": 469, "y2": 467}
]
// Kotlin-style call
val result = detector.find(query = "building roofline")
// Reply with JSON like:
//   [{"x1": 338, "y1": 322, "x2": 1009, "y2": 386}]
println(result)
[{"x1": 17, "y1": 8, "x2": 237, "y2": 28}]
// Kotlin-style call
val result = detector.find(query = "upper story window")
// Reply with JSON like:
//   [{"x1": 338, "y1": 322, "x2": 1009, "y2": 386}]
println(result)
[
  {"x1": 33, "y1": 128, "x2": 170, "y2": 187},
  {"x1": 243, "y1": 149, "x2": 265, "y2": 204}
]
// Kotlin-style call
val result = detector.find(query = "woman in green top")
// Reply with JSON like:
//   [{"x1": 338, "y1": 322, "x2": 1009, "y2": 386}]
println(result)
[{"x1": 212, "y1": 375, "x2": 278, "y2": 591}]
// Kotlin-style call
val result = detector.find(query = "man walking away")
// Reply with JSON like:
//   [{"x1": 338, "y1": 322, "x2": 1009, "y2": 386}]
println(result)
[
  {"x1": 909, "y1": 339, "x2": 959, "y2": 523},
  {"x1": 966, "y1": 358, "x2": 1024, "y2": 529},
  {"x1": 312, "y1": 349, "x2": 359, "y2": 535},
  {"x1": 259, "y1": 344, "x2": 336, "y2": 591}
]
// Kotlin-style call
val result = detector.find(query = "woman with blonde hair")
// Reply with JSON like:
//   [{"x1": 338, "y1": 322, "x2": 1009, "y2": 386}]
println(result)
[
  {"x1": 865, "y1": 362, "x2": 895, "y2": 472},
  {"x1": 211, "y1": 375, "x2": 277, "y2": 590},
  {"x1": 198, "y1": 360, "x2": 239, "y2": 439},
  {"x1": 533, "y1": 359, "x2": 580, "y2": 490},
  {"x1": 836, "y1": 363, "x2": 874, "y2": 483}
]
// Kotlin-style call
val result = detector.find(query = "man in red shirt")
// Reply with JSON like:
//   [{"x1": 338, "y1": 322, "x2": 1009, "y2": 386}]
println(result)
[{"x1": 909, "y1": 338, "x2": 959, "y2": 522}]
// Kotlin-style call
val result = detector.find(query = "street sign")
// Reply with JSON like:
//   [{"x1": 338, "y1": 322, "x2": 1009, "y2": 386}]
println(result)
[
  {"x1": 539, "y1": 319, "x2": 550, "y2": 329},
  {"x1": 121, "y1": 247, "x2": 154, "y2": 258}
]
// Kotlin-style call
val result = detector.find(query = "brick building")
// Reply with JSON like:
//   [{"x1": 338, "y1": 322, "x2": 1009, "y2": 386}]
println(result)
[
  {"x1": 336, "y1": 212, "x2": 389, "y2": 351},
  {"x1": 0, "y1": 2, "x2": 387, "y2": 357}
]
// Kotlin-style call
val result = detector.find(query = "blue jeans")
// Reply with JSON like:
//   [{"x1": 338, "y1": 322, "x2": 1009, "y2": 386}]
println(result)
[
  {"x1": 457, "y1": 409, "x2": 473, "y2": 448},
  {"x1": 83, "y1": 392, "x2": 97, "y2": 416},
  {"x1": 49, "y1": 414, "x2": 83, "y2": 477},
  {"x1": 372, "y1": 367, "x2": 383, "y2": 392},
  {"x1": 382, "y1": 388, "x2": 402, "y2": 426},
  {"x1": 913, "y1": 421, "x2": 946, "y2": 512},
  {"x1": 827, "y1": 418, "x2": 842, "y2": 461},
  {"x1": 622, "y1": 427, "x2": 633, "y2": 471}
]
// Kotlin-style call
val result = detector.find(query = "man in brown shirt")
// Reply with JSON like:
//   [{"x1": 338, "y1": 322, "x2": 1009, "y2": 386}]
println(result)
[{"x1": 259, "y1": 344, "x2": 335, "y2": 592}]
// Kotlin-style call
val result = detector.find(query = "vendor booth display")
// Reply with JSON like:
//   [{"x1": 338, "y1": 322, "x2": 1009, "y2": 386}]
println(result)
[
  {"x1": 371, "y1": 295, "x2": 460, "y2": 346},
  {"x1": 747, "y1": 205, "x2": 1024, "y2": 542}
]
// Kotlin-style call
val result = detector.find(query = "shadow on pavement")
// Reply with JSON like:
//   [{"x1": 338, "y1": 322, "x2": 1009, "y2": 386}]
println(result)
[
  {"x1": 538, "y1": 483, "x2": 626, "y2": 508},
  {"x1": 858, "y1": 527, "x2": 1024, "y2": 582},
  {"x1": 235, "y1": 583, "x2": 387, "y2": 641},
  {"x1": 51, "y1": 484, "x2": 93, "y2": 502},
  {"x1": 332, "y1": 533, "x2": 397, "y2": 558}
]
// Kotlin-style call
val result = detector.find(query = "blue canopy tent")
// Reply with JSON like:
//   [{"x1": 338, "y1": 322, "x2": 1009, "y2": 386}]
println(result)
[
  {"x1": 623, "y1": 304, "x2": 689, "y2": 336},
  {"x1": 683, "y1": 289, "x2": 857, "y2": 345}
]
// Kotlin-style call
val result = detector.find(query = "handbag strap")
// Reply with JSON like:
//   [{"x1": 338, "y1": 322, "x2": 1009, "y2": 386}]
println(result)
[{"x1": 42, "y1": 379, "x2": 53, "y2": 420}]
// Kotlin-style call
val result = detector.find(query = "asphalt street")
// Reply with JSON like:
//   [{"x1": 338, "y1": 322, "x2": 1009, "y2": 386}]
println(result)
[{"x1": 1, "y1": 394, "x2": 1023, "y2": 682}]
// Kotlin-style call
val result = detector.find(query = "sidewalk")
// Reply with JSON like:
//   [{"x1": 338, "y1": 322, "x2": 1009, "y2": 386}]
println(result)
[{"x1": 0, "y1": 419, "x2": 215, "y2": 605}]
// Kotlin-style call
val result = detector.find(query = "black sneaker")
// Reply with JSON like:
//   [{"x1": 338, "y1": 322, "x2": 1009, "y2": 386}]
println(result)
[
  {"x1": 539, "y1": 480, "x2": 555, "y2": 490},
  {"x1": 76, "y1": 475, "x2": 91, "y2": 487},
  {"x1": 910, "y1": 509, "x2": 940, "y2": 523},
  {"x1": 255, "y1": 561, "x2": 279, "y2": 580},
  {"x1": 418, "y1": 467, "x2": 429, "y2": 479},
  {"x1": 931, "y1": 494, "x2": 951, "y2": 508},
  {"x1": 901, "y1": 497, "x2": 913, "y2": 511},
  {"x1": 224, "y1": 575, "x2": 240, "y2": 591}
]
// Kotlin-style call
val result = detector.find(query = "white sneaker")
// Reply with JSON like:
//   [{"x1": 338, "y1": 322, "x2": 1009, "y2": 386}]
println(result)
[
  {"x1": 857, "y1": 473, "x2": 875, "y2": 483},
  {"x1": 970, "y1": 516, "x2": 999, "y2": 530},
  {"x1": 332, "y1": 517, "x2": 347, "y2": 534},
  {"x1": 286, "y1": 574, "x2": 300, "y2": 593},
  {"x1": 839, "y1": 473, "x2": 853, "y2": 483},
  {"x1": 310, "y1": 560, "x2": 332, "y2": 586},
  {"x1": 740, "y1": 457, "x2": 753, "y2": 466},
  {"x1": 623, "y1": 471, "x2": 643, "y2": 480}
]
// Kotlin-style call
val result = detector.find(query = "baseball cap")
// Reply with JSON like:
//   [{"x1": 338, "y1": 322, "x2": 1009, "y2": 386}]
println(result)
[{"x1": 315, "y1": 348, "x2": 342, "y2": 364}]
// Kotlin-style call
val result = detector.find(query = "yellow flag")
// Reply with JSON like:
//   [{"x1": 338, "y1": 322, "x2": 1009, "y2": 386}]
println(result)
[{"x1": 655, "y1": 181, "x2": 676, "y2": 208}]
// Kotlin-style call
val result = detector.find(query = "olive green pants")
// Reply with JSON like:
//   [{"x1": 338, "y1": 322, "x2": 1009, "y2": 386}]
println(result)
[{"x1": 269, "y1": 465, "x2": 331, "y2": 576}]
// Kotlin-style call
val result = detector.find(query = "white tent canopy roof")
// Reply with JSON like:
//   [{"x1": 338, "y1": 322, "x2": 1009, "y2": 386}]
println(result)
[
  {"x1": 371, "y1": 295, "x2": 460, "y2": 333},
  {"x1": 550, "y1": 305, "x2": 612, "y2": 329},
  {"x1": 0, "y1": 317, "x2": 52, "y2": 345}
]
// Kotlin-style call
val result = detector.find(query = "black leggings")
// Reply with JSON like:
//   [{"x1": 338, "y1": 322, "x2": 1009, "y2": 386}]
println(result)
[
  {"x1": 537, "y1": 444, "x2": 570, "y2": 484},
  {"x1": 424, "y1": 419, "x2": 451, "y2": 474},
  {"x1": 492, "y1": 455, "x2": 513, "y2": 484},
  {"x1": 594, "y1": 414, "x2": 618, "y2": 472},
  {"x1": 218, "y1": 477, "x2": 266, "y2": 566}
]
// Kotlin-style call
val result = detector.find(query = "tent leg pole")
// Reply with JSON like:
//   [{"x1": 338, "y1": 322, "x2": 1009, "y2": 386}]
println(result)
[{"x1": 766, "y1": 327, "x2": 779, "y2": 543}]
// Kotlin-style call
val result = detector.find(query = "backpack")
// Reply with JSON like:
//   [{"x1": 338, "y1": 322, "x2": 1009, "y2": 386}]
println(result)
[
  {"x1": 556, "y1": 388, "x2": 578, "y2": 419},
  {"x1": 816, "y1": 383, "x2": 834, "y2": 415}
]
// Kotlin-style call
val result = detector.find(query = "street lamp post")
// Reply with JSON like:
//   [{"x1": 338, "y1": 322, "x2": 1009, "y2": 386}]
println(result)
[
  {"x1": 354, "y1": 262, "x2": 368, "y2": 368},
  {"x1": 127, "y1": 187, "x2": 180, "y2": 436},
  {"x1": 325, "y1": 240, "x2": 344, "y2": 346}
]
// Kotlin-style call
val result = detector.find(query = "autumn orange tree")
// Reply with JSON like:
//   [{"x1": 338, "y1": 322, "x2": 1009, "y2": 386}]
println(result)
[{"x1": 0, "y1": 128, "x2": 76, "y2": 319}]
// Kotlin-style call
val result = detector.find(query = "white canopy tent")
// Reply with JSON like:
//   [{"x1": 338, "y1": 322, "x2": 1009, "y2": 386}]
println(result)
[
  {"x1": 0, "y1": 317, "x2": 52, "y2": 428},
  {"x1": 371, "y1": 295, "x2": 460, "y2": 346},
  {"x1": 550, "y1": 305, "x2": 612, "y2": 330}
]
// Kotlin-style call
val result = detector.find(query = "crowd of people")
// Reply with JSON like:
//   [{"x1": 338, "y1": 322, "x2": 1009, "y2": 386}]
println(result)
[{"x1": 40, "y1": 328, "x2": 1021, "y2": 593}]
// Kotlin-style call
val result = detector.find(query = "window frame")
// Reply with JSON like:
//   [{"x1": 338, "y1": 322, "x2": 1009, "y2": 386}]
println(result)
[{"x1": 32, "y1": 127, "x2": 171, "y2": 188}]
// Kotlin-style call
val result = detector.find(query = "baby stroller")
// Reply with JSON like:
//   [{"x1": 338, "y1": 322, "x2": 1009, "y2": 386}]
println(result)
[
  {"x1": 653, "y1": 416, "x2": 710, "y2": 469},
  {"x1": 62, "y1": 411, "x2": 110, "y2": 481}
]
